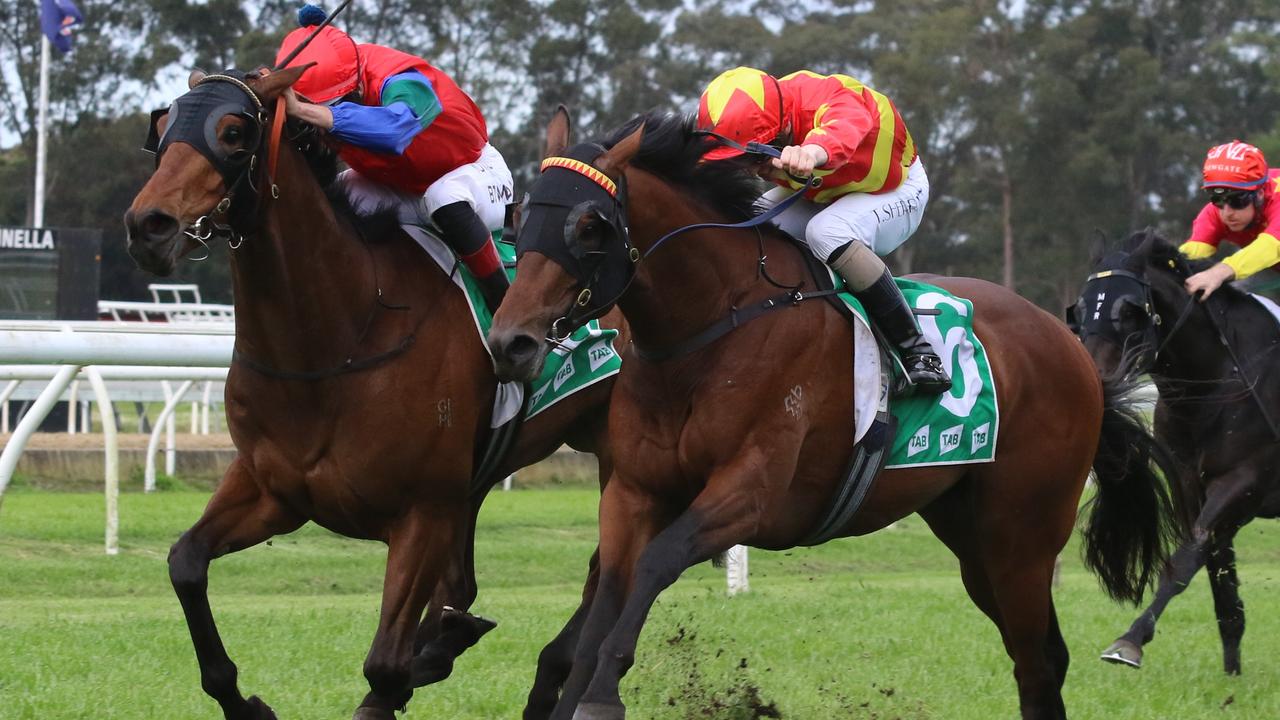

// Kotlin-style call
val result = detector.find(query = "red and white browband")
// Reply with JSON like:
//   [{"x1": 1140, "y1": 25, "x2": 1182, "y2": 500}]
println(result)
[{"x1": 540, "y1": 156, "x2": 617, "y2": 197}]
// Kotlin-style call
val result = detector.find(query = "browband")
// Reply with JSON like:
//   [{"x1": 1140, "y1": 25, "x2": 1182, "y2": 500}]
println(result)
[{"x1": 540, "y1": 156, "x2": 617, "y2": 197}]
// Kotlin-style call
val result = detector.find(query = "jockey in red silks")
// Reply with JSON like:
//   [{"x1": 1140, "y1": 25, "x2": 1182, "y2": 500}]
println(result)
[
  {"x1": 697, "y1": 67, "x2": 949, "y2": 393},
  {"x1": 272, "y1": 4, "x2": 513, "y2": 313},
  {"x1": 1182, "y1": 141, "x2": 1280, "y2": 301}
]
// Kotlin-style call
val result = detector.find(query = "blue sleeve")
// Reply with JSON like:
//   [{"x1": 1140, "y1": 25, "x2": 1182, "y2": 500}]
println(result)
[{"x1": 329, "y1": 101, "x2": 424, "y2": 155}]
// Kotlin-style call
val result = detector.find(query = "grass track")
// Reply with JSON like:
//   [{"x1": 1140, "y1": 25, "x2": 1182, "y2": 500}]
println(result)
[{"x1": 1, "y1": 488, "x2": 1278, "y2": 719}]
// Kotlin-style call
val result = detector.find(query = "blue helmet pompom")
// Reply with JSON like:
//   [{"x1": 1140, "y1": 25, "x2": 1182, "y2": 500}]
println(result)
[{"x1": 298, "y1": 4, "x2": 327, "y2": 27}]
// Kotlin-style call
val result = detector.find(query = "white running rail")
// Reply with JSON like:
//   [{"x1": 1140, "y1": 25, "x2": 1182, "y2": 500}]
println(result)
[{"x1": 0, "y1": 322, "x2": 233, "y2": 554}]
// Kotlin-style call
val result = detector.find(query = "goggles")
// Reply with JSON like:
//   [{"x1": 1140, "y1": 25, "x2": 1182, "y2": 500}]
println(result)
[{"x1": 1207, "y1": 189, "x2": 1257, "y2": 210}]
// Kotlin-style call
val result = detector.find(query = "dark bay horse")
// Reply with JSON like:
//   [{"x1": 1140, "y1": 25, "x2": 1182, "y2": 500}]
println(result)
[
  {"x1": 487, "y1": 110, "x2": 1188, "y2": 720},
  {"x1": 1074, "y1": 230, "x2": 1280, "y2": 674},
  {"x1": 124, "y1": 68, "x2": 621, "y2": 720}
]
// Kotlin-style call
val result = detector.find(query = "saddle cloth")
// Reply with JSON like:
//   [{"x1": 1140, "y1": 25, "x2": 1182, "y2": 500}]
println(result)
[
  {"x1": 832, "y1": 275, "x2": 1001, "y2": 468},
  {"x1": 402, "y1": 226, "x2": 622, "y2": 428}
]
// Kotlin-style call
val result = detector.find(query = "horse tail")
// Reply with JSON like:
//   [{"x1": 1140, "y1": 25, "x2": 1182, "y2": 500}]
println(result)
[{"x1": 1083, "y1": 374, "x2": 1190, "y2": 604}]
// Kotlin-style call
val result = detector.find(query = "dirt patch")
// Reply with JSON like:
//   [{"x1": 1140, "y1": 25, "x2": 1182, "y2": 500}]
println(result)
[{"x1": 663, "y1": 625, "x2": 782, "y2": 719}]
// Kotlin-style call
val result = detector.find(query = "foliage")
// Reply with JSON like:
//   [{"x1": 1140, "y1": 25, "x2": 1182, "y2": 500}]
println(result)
[{"x1": 1, "y1": 1, "x2": 1278, "y2": 311}]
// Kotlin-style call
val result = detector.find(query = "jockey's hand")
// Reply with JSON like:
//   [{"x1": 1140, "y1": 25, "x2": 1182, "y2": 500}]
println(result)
[
  {"x1": 1184, "y1": 262, "x2": 1236, "y2": 302},
  {"x1": 280, "y1": 87, "x2": 335, "y2": 130},
  {"x1": 771, "y1": 144, "x2": 828, "y2": 178}
]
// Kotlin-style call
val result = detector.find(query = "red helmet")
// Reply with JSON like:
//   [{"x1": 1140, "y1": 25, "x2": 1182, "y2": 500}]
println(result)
[
  {"x1": 697, "y1": 67, "x2": 784, "y2": 161},
  {"x1": 1202, "y1": 141, "x2": 1268, "y2": 190},
  {"x1": 274, "y1": 24, "x2": 361, "y2": 104}
]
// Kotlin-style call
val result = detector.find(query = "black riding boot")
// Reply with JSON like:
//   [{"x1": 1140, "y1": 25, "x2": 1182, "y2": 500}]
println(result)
[
  {"x1": 473, "y1": 268, "x2": 509, "y2": 316},
  {"x1": 433, "y1": 201, "x2": 509, "y2": 315},
  {"x1": 856, "y1": 269, "x2": 952, "y2": 393}
]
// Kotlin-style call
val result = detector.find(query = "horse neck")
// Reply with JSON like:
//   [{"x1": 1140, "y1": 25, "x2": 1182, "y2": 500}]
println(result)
[
  {"x1": 229, "y1": 145, "x2": 378, "y2": 365},
  {"x1": 618, "y1": 169, "x2": 778, "y2": 351},
  {"x1": 1150, "y1": 277, "x2": 1242, "y2": 388}
]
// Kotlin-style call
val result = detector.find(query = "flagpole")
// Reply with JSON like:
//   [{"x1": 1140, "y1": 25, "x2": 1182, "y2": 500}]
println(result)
[{"x1": 34, "y1": 35, "x2": 50, "y2": 227}]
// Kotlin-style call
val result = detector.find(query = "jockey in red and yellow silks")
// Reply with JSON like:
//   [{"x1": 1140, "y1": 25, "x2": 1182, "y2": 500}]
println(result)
[
  {"x1": 1181, "y1": 141, "x2": 1280, "y2": 301},
  {"x1": 698, "y1": 67, "x2": 949, "y2": 393},
  {"x1": 271, "y1": 4, "x2": 512, "y2": 313}
]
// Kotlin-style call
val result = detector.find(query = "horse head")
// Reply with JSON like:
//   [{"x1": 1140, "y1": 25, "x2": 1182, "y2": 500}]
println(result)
[
  {"x1": 490, "y1": 107, "x2": 642, "y2": 382},
  {"x1": 1074, "y1": 229, "x2": 1198, "y2": 377},
  {"x1": 123, "y1": 65, "x2": 310, "y2": 275}
]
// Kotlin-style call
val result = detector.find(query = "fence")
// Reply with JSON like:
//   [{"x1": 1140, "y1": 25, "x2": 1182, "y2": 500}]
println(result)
[{"x1": 0, "y1": 320, "x2": 233, "y2": 554}]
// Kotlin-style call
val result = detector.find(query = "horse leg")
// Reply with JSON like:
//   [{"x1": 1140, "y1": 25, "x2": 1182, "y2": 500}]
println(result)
[
  {"x1": 1101, "y1": 473, "x2": 1256, "y2": 669},
  {"x1": 571, "y1": 470, "x2": 762, "y2": 720},
  {"x1": 525, "y1": 450, "x2": 614, "y2": 719},
  {"x1": 411, "y1": 505, "x2": 497, "y2": 688},
  {"x1": 921, "y1": 484, "x2": 1071, "y2": 704},
  {"x1": 168, "y1": 458, "x2": 304, "y2": 720},
  {"x1": 524, "y1": 550, "x2": 601, "y2": 720},
  {"x1": 1206, "y1": 530, "x2": 1245, "y2": 674},
  {"x1": 354, "y1": 506, "x2": 461, "y2": 720}
]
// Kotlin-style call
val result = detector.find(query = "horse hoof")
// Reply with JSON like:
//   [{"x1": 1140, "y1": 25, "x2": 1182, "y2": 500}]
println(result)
[
  {"x1": 1099, "y1": 639, "x2": 1143, "y2": 669},
  {"x1": 243, "y1": 696, "x2": 279, "y2": 720},
  {"x1": 352, "y1": 706, "x2": 396, "y2": 720},
  {"x1": 572, "y1": 702, "x2": 626, "y2": 720},
  {"x1": 410, "y1": 648, "x2": 455, "y2": 687}
]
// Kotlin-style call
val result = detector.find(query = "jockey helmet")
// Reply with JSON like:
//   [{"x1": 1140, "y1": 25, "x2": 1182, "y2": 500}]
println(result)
[
  {"x1": 1202, "y1": 141, "x2": 1268, "y2": 191},
  {"x1": 274, "y1": 21, "x2": 361, "y2": 104},
  {"x1": 698, "y1": 67, "x2": 784, "y2": 161}
]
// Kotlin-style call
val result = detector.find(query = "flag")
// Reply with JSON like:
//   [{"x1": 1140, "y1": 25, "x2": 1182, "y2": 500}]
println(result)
[{"x1": 40, "y1": 0, "x2": 83, "y2": 54}]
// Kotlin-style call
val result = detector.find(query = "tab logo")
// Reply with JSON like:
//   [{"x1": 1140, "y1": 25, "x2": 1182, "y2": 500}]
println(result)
[
  {"x1": 529, "y1": 382, "x2": 550, "y2": 408},
  {"x1": 553, "y1": 358, "x2": 576, "y2": 391},
  {"x1": 908, "y1": 424, "x2": 930, "y2": 457},
  {"x1": 588, "y1": 339, "x2": 615, "y2": 371},
  {"x1": 971, "y1": 422, "x2": 991, "y2": 454},
  {"x1": 939, "y1": 424, "x2": 963, "y2": 454}
]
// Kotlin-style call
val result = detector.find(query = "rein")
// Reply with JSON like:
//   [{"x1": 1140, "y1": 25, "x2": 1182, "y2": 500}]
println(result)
[
  {"x1": 540, "y1": 139, "x2": 833, "y2": 359},
  {"x1": 1085, "y1": 265, "x2": 1280, "y2": 440}
]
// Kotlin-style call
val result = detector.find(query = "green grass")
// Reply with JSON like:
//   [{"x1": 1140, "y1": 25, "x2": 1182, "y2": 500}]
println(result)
[{"x1": 1, "y1": 489, "x2": 1278, "y2": 719}]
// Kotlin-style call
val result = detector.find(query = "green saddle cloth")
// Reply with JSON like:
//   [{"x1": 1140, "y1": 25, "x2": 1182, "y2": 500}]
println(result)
[
  {"x1": 834, "y1": 276, "x2": 1000, "y2": 468},
  {"x1": 461, "y1": 239, "x2": 622, "y2": 420}
]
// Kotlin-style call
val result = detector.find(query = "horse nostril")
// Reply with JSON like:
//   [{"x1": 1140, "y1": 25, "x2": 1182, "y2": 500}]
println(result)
[
  {"x1": 137, "y1": 210, "x2": 179, "y2": 243},
  {"x1": 505, "y1": 334, "x2": 541, "y2": 364}
]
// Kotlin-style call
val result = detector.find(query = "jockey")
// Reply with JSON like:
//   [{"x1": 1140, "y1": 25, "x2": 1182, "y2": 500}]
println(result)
[
  {"x1": 1182, "y1": 141, "x2": 1280, "y2": 301},
  {"x1": 697, "y1": 67, "x2": 950, "y2": 393},
  {"x1": 272, "y1": 4, "x2": 513, "y2": 314}
]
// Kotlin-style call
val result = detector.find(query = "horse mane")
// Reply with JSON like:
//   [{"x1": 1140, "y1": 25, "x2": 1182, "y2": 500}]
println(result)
[
  {"x1": 292, "y1": 124, "x2": 401, "y2": 243},
  {"x1": 1120, "y1": 229, "x2": 1251, "y2": 305},
  {"x1": 601, "y1": 111, "x2": 769, "y2": 222}
]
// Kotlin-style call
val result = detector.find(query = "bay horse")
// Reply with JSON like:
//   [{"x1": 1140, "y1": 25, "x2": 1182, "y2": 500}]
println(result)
[
  {"x1": 487, "y1": 110, "x2": 1189, "y2": 720},
  {"x1": 124, "y1": 67, "x2": 621, "y2": 720},
  {"x1": 1073, "y1": 229, "x2": 1280, "y2": 674}
]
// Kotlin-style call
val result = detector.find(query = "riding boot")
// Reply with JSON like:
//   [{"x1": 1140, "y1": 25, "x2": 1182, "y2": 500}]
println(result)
[
  {"x1": 473, "y1": 268, "x2": 509, "y2": 316},
  {"x1": 432, "y1": 200, "x2": 508, "y2": 315},
  {"x1": 853, "y1": 269, "x2": 952, "y2": 394}
]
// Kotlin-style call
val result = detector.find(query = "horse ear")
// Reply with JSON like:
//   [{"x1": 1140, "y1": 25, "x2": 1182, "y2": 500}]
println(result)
[
  {"x1": 544, "y1": 105, "x2": 572, "y2": 159},
  {"x1": 1088, "y1": 229, "x2": 1107, "y2": 265},
  {"x1": 188, "y1": 69, "x2": 206, "y2": 89},
  {"x1": 596, "y1": 124, "x2": 644, "y2": 178},
  {"x1": 251, "y1": 63, "x2": 315, "y2": 102}
]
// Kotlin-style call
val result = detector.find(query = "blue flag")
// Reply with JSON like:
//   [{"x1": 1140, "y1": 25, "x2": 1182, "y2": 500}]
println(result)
[{"x1": 40, "y1": 0, "x2": 83, "y2": 54}]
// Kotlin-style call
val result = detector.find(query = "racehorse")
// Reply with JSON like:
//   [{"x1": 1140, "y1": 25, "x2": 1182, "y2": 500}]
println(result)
[
  {"x1": 486, "y1": 109, "x2": 1189, "y2": 720},
  {"x1": 124, "y1": 67, "x2": 622, "y2": 720},
  {"x1": 1073, "y1": 229, "x2": 1280, "y2": 674}
]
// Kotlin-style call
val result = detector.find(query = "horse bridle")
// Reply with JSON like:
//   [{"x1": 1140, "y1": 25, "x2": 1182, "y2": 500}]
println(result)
[
  {"x1": 142, "y1": 72, "x2": 288, "y2": 248},
  {"x1": 522, "y1": 146, "x2": 639, "y2": 340},
  {"x1": 522, "y1": 137, "x2": 820, "y2": 343}
]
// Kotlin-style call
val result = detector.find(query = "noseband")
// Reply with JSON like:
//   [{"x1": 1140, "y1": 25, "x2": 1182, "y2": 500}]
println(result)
[{"x1": 143, "y1": 72, "x2": 287, "y2": 248}]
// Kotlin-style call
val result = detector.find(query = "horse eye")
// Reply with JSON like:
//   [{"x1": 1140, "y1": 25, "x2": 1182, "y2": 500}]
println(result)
[{"x1": 222, "y1": 126, "x2": 243, "y2": 144}]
